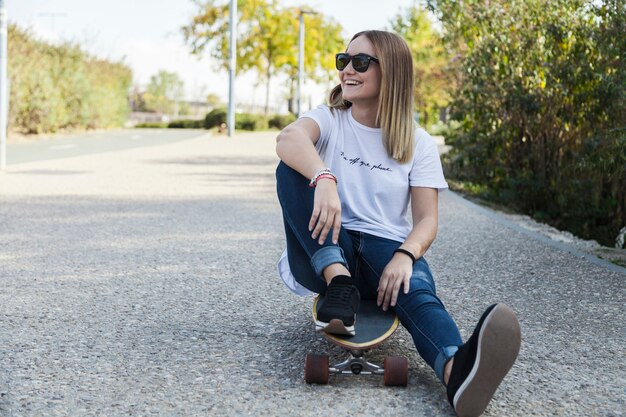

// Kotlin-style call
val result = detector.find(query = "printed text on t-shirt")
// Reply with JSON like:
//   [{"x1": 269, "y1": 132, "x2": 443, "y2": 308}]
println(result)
[{"x1": 340, "y1": 151, "x2": 393, "y2": 172}]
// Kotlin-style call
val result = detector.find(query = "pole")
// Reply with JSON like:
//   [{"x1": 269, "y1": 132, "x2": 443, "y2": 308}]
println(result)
[
  {"x1": 0, "y1": 0, "x2": 7, "y2": 170},
  {"x1": 296, "y1": 10, "x2": 316, "y2": 118},
  {"x1": 227, "y1": 0, "x2": 237, "y2": 137},
  {"x1": 297, "y1": 11, "x2": 304, "y2": 117}
]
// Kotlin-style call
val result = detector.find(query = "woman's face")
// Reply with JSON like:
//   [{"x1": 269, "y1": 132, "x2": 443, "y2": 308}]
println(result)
[{"x1": 339, "y1": 36, "x2": 381, "y2": 106}]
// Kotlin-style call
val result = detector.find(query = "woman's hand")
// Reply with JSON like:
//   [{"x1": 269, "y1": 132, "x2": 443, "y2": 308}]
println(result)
[
  {"x1": 309, "y1": 179, "x2": 341, "y2": 245},
  {"x1": 376, "y1": 186, "x2": 438, "y2": 310},
  {"x1": 377, "y1": 253, "x2": 413, "y2": 311}
]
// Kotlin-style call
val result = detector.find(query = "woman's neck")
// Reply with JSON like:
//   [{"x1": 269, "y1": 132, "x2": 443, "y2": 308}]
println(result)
[{"x1": 350, "y1": 103, "x2": 379, "y2": 128}]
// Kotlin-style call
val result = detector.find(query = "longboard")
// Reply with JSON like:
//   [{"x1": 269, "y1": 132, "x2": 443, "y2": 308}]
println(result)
[{"x1": 305, "y1": 295, "x2": 408, "y2": 386}]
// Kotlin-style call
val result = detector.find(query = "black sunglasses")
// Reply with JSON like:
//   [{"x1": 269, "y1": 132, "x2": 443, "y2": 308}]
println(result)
[{"x1": 335, "y1": 53, "x2": 379, "y2": 73}]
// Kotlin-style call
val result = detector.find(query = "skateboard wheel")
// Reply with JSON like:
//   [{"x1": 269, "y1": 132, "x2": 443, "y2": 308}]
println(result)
[
  {"x1": 304, "y1": 354, "x2": 329, "y2": 384},
  {"x1": 383, "y1": 356, "x2": 408, "y2": 386}
]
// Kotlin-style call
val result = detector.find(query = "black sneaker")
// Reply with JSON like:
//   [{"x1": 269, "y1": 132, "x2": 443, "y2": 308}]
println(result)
[
  {"x1": 315, "y1": 275, "x2": 360, "y2": 336},
  {"x1": 447, "y1": 304, "x2": 521, "y2": 417}
]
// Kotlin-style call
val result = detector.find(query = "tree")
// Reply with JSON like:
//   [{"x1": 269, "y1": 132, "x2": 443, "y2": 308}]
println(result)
[
  {"x1": 143, "y1": 70, "x2": 185, "y2": 116},
  {"x1": 427, "y1": 0, "x2": 625, "y2": 246},
  {"x1": 182, "y1": 0, "x2": 344, "y2": 115},
  {"x1": 285, "y1": 10, "x2": 345, "y2": 110},
  {"x1": 389, "y1": 5, "x2": 451, "y2": 126},
  {"x1": 206, "y1": 93, "x2": 223, "y2": 107}
]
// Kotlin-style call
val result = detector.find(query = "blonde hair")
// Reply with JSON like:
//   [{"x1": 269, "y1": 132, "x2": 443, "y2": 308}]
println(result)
[{"x1": 329, "y1": 30, "x2": 415, "y2": 163}]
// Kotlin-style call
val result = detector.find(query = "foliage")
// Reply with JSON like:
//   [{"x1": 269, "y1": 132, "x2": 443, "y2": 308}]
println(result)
[
  {"x1": 182, "y1": 0, "x2": 344, "y2": 115},
  {"x1": 206, "y1": 93, "x2": 223, "y2": 107},
  {"x1": 269, "y1": 113, "x2": 297, "y2": 130},
  {"x1": 130, "y1": 87, "x2": 148, "y2": 112},
  {"x1": 140, "y1": 109, "x2": 288, "y2": 132},
  {"x1": 135, "y1": 122, "x2": 168, "y2": 128},
  {"x1": 428, "y1": 0, "x2": 625, "y2": 246},
  {"x1": 204, "y1": 108, "x2": 267, "y2": 130},
  {"x1": 8, "y1": 24, "x2": 132, "y2": 134},
  {"x1": 204, "y1": 108, "x2": 227, "y2": 129},
  {"x1": 389, "y1": 5, "x2": 452, "y2": 126},
  {"x1": 235, "y1": 113, "x2": 268, "y2": 131},
  {"x1": 278, "y1": 8, "x2": 345, "y2": 103},
  {"x1": 143, "y1": 70, "x2": 185, "y2": 115},
  {"x1": 167, "y1": 119, "x2": 204, "y2": 129},
  {"x1": 428, "y1": 119, "x2": 461, "y2": 137}
]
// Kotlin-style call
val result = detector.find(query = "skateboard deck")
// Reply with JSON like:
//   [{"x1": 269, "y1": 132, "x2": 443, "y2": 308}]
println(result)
[
  {"x1": 305, "y1": 295, "x2": 408, "y2": 385},
  {"x1": 312, "y1": 295, "x2": 399, "y2": 349}
]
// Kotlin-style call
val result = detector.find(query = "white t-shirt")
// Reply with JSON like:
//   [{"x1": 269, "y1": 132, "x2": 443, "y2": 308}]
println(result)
[
  {"x1": 307, "y1": 105, "x2": 448, "y2": 241},
  {"x1": 278, "y1": 105, "x2": 448, "y2": 295}
]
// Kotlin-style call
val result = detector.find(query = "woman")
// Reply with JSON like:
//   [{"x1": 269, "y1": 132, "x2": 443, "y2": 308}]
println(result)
[{"x1": 275, "y1": 30, "x2": 521, "y2": 417}]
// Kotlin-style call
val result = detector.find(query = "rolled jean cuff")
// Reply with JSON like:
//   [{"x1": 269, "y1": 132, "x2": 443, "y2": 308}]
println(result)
[
  {"x1": 310, "y1": 246, "x2": 348, "y2": 278},
  {"x1": 434, "y1": 345, "x2": 459, "y2": 385}
]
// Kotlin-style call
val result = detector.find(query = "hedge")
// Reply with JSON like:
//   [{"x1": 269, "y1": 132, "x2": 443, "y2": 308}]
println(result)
[
  {"x1": 8, "y1": 24, "x2": 132, "y2": 134},
  {"x1": 433, "y1": 0, "x2": 625, "y2": 247}
]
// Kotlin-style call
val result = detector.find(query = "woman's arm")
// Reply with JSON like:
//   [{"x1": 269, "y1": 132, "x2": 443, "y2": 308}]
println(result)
[
  {"x1": 276, "y1": 118, "x2": 326, "y2": 179},
  {"x1": 399, "y1": 187, "x2": 439, "y2": 259},
  {"x1": 276, "y1": 118, "x2": 342, "y2": 245},
  {"x1": 377, "y1": 187, "x2": 439, "y2": 310}
]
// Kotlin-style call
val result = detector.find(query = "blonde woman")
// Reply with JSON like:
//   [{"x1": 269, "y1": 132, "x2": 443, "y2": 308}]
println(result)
[{"x1": 275, "y1": 30, "x2": 521, "y2": 417}]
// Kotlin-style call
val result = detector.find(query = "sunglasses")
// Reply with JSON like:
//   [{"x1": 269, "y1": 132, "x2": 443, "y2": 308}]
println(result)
[{"x1": 335, "y1": 53, "x2": 379, "y2": 73}]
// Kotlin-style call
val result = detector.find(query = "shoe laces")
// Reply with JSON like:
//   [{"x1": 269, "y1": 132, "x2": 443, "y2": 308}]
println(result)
[{"x1": 325, "y1": 284, "x2": 356, "y2": 309}]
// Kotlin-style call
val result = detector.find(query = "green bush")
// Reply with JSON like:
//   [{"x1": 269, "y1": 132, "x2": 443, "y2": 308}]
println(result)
[
  {"x1": 433, "y1": 0, "x2": 625, "y2": 246},
  {"x1": 235, "y1": 113, "x2": 268, "y2": 131},
  {"x1": 135, "y1": 122, "x2": 167, "y2": 128},
  {"x1": 8, "y1": 24, "x2": 132, "y2": 134},
  {"x1": 204, "y1": 108, "x2": 227, "y2": 129},
  {"x1": 205, "y1": 109, "x2": 270, "y2": 131},
  {"x1": 428, "y1": 120, "x2": 460, "y2": 137},
  {"x1": 269, "y1": 113, "x2": 296, "y2": 129},
  {"x1": 167, "y1": 119, "x2": 204, "y2": 129}
]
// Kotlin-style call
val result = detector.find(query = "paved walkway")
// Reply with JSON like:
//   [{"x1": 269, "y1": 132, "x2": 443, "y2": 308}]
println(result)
[{"x1": 0, "y1": 131, "x2": 624, "y2": 416}]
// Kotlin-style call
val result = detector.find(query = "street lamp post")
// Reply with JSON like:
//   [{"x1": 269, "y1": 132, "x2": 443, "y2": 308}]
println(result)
[
  {"x1": 227, "y1": 0, "x2": 237, "y2": 137},
  {"x1": 297, "y1": 10, "x2": 316, "y2": 118},
  {"x1": 0, "y1": 0, "x2": 7, "y2": 170}
]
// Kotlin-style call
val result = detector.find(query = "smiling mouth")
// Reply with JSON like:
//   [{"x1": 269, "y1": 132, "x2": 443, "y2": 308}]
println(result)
[{"x1": 344, "y1": 80, "x2": 362, "y2": 86}]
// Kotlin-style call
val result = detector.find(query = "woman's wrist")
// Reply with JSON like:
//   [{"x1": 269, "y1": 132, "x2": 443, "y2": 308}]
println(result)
[
  {"x1": 309, "y1": 168, "x2": 337, "y2": 188},
  {"x1": 393, "y1": 248, "x2": 416, "y2": 264}
]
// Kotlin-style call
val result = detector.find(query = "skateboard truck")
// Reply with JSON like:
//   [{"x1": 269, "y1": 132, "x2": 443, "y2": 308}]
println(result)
[{"x1": 330, "y1": 350, "x2": 383, "y2": 376}]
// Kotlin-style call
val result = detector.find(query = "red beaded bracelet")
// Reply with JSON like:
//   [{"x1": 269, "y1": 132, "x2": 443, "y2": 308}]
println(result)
[
  {"x1": 313, "y1": 173, "x2": 337, "y2": 186},
  {"x1": 309, "y1": 170, "x2": 337, "y2": 187},
  {"x1": 309, "y1": 168, "x2": 332, "y2": 187}
]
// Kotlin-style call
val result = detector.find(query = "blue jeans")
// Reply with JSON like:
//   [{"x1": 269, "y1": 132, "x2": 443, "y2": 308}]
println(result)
[{"x1": 276, "y1": 162, "x2": 463, "y2": 383}]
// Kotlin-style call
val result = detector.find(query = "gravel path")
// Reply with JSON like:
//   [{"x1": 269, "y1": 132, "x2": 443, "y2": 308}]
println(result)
[{"x1": 1, "y1": 131, "x2": 624, "y2": 416}]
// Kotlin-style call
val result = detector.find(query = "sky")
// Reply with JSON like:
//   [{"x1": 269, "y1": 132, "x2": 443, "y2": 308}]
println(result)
[{"x1": 10, "y1": 0, "x2": 420, "y2": 112}]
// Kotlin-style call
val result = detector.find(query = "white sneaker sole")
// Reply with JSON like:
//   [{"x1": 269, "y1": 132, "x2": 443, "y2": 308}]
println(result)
[
  {"x1": 453, "y1": 304, "x2": 521, "y2": 417},
  {"x1": 315, "y1": 319, "x2": 355, "y2": 336}
]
